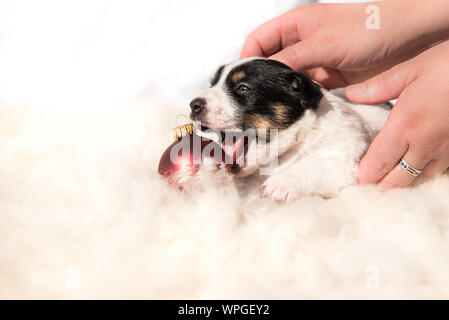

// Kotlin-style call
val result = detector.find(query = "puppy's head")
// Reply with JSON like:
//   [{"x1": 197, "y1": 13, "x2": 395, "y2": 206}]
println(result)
[{"x1": 189, "y1": 58, "x2": 323, "y2": 132}]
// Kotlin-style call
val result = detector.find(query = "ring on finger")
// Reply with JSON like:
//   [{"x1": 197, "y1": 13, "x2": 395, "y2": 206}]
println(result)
[{"x1": 397, "y1": 157, "x2": 423, "y2": 177}]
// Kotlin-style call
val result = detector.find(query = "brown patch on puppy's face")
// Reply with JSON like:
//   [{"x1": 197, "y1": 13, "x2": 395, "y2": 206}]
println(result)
[
  {"x1": 242, "y1": 105, "x2": 290, "y2": 131},
  {"x1": 272, "y1": 104, "x2": 291, "y2": 128},
  {"x1": 291, "y1": 78, "x2": 299, "y2": 89},
  {"x1": 242, "y1": 112, "x2": 291, "y2": 143},
  {"x1": 231, "y1": 71, "x2": 246, "y2": 84},
  {"x1": 243, "y1": 114, "x2": 272, "y2": 130}
]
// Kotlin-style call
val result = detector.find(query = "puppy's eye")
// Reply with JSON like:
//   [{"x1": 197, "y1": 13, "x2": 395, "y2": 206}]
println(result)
[{"x1": 237, "y1": 84, "x2": 250, "y2": 92}]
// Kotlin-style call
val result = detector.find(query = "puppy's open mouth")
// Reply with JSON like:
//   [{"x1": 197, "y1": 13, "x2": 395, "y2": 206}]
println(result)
[{"x1": 200, "y1": 125, "x2": 249, "y2": 172}]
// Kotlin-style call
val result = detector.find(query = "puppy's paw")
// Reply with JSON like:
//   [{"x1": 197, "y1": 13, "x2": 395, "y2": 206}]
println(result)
[
  {"x1": 262, "y1": 157, "x2": 357, "y2": 202},
  {"x1": 262, "y1": 174, "x2": 303, "y2": 203}
]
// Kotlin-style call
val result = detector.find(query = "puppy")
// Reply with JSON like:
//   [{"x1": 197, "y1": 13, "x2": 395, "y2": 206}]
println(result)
[{"x1": 189, "y1": 58, "x2": 390, "y2": 202}]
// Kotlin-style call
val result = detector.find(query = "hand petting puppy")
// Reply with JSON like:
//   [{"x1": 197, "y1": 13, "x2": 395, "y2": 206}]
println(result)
[
  {"x1": 241, "y1": 0, "x2": 449, "y2": 190},
  {"x1": 346, "y1": 41, "x2": 449, "y2": 188},
  {"x1": 241, "y1": 1, "x2": 449, "y2": 89}
]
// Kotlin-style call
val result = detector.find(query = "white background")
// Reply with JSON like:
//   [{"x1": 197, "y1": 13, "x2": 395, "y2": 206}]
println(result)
[{"x1": 0, "y1": 0, "x2": 312, "y2": 110}]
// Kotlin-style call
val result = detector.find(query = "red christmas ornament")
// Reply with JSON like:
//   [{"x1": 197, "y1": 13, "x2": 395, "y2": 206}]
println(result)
[{"x1": 158, "y1": 123, "x2": 231, "y2": 185}]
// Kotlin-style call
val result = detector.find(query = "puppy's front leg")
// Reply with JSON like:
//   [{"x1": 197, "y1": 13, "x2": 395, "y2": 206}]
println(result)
[{"x1": 262, "y1": 154, "x2": 359, "y2": 202}]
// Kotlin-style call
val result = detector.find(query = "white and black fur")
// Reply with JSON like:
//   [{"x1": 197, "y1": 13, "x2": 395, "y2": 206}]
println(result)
[{"x1": 189, "y1": 58, "x2": 390, "y2": 202}]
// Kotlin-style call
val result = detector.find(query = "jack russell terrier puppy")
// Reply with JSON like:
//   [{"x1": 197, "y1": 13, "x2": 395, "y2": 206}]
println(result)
[{"x1": 189, "y1": 58, "x2": 390, "y2": 202}]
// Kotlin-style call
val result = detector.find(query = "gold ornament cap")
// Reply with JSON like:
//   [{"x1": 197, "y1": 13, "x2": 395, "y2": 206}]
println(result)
[{"x1": 172, "y1": 123, "x2": 194, "y2": 140}]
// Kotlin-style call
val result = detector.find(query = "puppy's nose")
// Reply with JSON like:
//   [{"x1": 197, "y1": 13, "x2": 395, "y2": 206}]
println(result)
[{"x1": 190, "y1": 98, "x2": 207, "y2": 115}]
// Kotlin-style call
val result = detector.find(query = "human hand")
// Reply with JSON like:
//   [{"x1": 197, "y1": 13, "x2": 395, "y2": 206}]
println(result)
[
  {"x1": 241, "y1": 1, "x2": 449, "y2": 89},
  {"x1": 345, "y1": 40, "x2": 449, "y2": 188}
]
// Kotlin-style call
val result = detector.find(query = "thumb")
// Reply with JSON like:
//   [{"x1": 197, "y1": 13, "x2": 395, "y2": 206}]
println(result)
[
  {"x1": 269, "y1": 39, "x2": 329, "y2": 71},
  {"x1": 345, "y1": 62, "x2": 417, "y2": 104}
]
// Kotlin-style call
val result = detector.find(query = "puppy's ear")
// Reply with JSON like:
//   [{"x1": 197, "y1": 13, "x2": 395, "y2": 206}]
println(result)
[{"x1": 289, "y1": 72, "x2": 323, "y2": 110}]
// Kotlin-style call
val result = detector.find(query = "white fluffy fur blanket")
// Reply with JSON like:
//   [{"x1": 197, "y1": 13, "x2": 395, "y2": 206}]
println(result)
[{"x1": 1, "y1": 102, "x2": 448, "y2": 299}]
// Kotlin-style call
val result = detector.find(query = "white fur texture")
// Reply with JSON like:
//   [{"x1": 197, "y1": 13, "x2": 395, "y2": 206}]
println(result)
[
  {"x1": 262, "y1": 90, "x2": 391, "y2": 202},
  {"x1": 1, "y1": 101, "x2": 449, "y2": 299}
]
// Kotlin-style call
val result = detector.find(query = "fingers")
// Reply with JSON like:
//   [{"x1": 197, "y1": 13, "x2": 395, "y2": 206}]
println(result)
[
  {"x1": 358, "y1": 111, "x2": 409, "y2": 184},
  {"x1": 240, "y1": 36, "x2": 267, "y2": 58},
  {"x1": 240, "y1": 14, "x2": 286, "y2": 58},
  {"x1": 241, "y1": 5, "x2": 323, "y2": 69},
  {"x1": 306, "y1": 67, "x2": 349, "y2": 89},
  {"x1": 378, "y1": 151, "x2": 428, "y2": 190},
  {"x1": 345, "y1": 62, "x2": 418, "y2": 104},
  {"x1": 242, "y1": 21, "x2": 328, "y2": 71},
  {"x1": 357, "y1": 73, "x2": 448, "y2": 188},
  {"x1": 268, "y1": 38, "x2": 329, "y2": 71},
  {"x1": 421, "y1": 159, "x2": 449, "y2": 179}
]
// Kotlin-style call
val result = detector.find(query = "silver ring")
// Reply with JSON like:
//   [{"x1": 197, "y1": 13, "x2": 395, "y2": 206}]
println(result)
[{"x1": 398, "y1": 158, "x2": 422, "y2": 177}]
